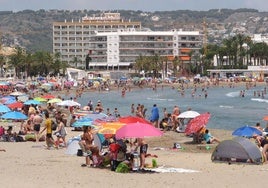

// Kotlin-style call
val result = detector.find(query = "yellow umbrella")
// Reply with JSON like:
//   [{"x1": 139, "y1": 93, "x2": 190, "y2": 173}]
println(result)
[
  {"x1": 34, "y1": 97, "x2": 47, "y2": 102},
  {"x1": 47, "y1": 98, "x2": 62, "y2": 104}
]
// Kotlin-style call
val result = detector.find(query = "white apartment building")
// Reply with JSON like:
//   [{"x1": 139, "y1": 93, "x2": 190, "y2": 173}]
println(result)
[
  {"x1": 53, "y1": 13, "x2": 202, "y2": 70},
  {"x1": 88, "y1": 29, "x2": 202, "y2": 70},
  {"x1": 53, "y1": 13, "x2": 141, "y2": 68}
]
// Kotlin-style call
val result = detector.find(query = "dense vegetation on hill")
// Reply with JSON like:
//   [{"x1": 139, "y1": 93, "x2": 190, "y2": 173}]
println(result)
[{"x1": 0, "y1": 8, "x2": 268, "y2": 52}]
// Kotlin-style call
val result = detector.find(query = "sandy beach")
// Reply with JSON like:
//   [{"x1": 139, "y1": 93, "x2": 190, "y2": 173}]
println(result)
[
  {"x1": 1, "y1": 80, "x2": 268, "y2": 188},
  {"x1": 0, "y1": 125, "x2": 267, "y2": 188}
]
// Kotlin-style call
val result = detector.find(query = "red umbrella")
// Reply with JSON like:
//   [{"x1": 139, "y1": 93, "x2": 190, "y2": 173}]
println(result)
[
  {"x1": 7, "y1": 101, "x2": 24, "y2": 109},
  {"x1": 118, "y1": 116, "x2": 151, "y2": 124},
  {"x1": 115, "y1": 122, "x2": 163, "y2": 139},
  {"x1": 42, "y1": 94, "x2": 55, "y2": 99},
  {"x1": 185, "y1": 112, "x2": 211, "y2": 135}
]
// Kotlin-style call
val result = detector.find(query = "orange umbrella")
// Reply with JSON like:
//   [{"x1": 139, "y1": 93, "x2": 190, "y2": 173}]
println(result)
[
  {"x1": 263, "y1": 116, "x2": 268, "y2": 121},
  {"x1": 97, "y1": 122, "x2": 125, "y2": 135}
]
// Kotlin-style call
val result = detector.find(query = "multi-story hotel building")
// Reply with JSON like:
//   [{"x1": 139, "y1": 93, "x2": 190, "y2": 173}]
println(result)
[
  {"x1": 53, "y1": 13, "x2": 202, "y2": 70},
  {"x1": 53, "y1": 13, "x2": 141, "y2": 68},
  {"x1": 88, "y1": 29, "x2": 202, "y2": 70}
]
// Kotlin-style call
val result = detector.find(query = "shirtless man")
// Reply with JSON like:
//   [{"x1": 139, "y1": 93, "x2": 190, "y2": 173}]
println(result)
[{"x1": 33, "y1": 111, "x2": 43, "y2": 142}]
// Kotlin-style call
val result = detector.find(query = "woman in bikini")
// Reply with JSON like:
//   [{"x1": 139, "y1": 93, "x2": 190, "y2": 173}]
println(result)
[{"x1": 80, "y1": 126, "x2": 98, "y2": 167}]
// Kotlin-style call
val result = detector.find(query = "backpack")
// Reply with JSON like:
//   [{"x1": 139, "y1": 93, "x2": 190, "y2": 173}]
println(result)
[{"x1": 51, "y1": 120, "x2": 58, "y2": 131}]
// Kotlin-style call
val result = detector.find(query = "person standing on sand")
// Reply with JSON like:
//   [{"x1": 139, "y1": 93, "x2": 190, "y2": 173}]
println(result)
[
  {"x1": 150, "y1": 104, "x2": 159, "y2": 128},
  {"x1": 33, "y1": 111, "x2": 43, "y2": 142},
  {"x1": 40, "y1": 112, "x2": 56, "y2": 149}
]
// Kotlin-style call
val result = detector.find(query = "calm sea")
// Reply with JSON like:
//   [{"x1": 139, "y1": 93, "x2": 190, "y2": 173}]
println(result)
[{"x1": 64, "y1": 84, "x2": 268, "y2": 131}]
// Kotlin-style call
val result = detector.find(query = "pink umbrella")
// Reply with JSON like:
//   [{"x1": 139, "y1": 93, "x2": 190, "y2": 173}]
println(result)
[
  {"x1": 185, "y1": 112, "x2": 211, "y2": 135},
  {"x1": 115, "y1": 122, "x2": 163, "y2": 139}
]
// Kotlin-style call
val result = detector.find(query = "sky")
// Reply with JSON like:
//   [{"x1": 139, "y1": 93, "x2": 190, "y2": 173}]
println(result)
[{"x1": 0, "y1": 0, "x2": 268, "y2": 12}]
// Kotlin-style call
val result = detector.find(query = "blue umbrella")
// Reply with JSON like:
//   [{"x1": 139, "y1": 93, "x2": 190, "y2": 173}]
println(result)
[
  {"x1": 84, "y1": 113, "x2": 108, "y2": 121},
  {"x1": 232, "y1": 125, "x2": 262, "y2": 138},
  {"x1": 72, "y1": 117, "x2": 94, "y2": 128},
  {"x1": 1, "y1": 111, "x2": 28, "y2": 120},
  {"x1": 24, "y1": 99, "x2": 41, "y2": 105},
  {"x1": 0, "y1": 104, "x2": 11, "y2": 113}
]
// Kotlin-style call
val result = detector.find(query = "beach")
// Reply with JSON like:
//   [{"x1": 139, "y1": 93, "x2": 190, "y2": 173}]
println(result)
[
  {"x1": 1, "y1": 79, "x2": 268, "y2": 188},
  {"x1": 0, "y1": 126, "x2": 267, "y2": 188}
]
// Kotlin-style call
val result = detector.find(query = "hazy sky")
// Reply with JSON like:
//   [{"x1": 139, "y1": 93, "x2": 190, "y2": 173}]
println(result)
[{"x1": 0, "y1": 0, "x2": 267, "y2": 12}]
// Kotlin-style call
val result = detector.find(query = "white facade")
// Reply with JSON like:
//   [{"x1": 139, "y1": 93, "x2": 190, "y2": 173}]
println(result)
[
  {"x1": 53, "y1": 13, "x2": 141, "y2": 68},
  {"x1": 88, "y1": 29, "x2": 202, "y2": 69}
]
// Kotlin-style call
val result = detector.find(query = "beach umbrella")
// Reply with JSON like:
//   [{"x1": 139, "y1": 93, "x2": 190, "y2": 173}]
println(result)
[
  {"x1": 3, "y1": 98, "x2": 16, "y2": 105},
  {"x1": 178, "y1": 110, "x2": 200, "y2": 119},
  {"x1": 57, "y1": 100, "x2": 81, "y2": 107},
  {"x1": 1, "y1": 96, "x2": 15, "y2": 103},
  {"x1": 263, "y1": 116, "x2": 268, "y2": 121},
  {"x1": 84, "y1": 113, "x2": 108, "y2": 121},
  {"x1": 9, "y1": 91, "x2": 25, "y2": 96},
  {"x1": 0, "y1": 104, "x2": 11, "y2": 113},
  {"x1": 97, "y1": 122, "x2": 125, "y2": 135},
  {"x1": 24, "y1": 99, "x2": 41, "y2": 105},
  {"x1": 7, "y1": 101, "x2": 24, "y2": 109},
  {"x1": 185, "y1": 112, "x2": 211, "y2": 135},
  {"x1": 115, "y1": 122, "x2": 163, "y2": 139},
  {"x1": 72, "y1": 117, "x2": 94, "y2": 128},
  {"x1": 34, "y1": 97, "x2": 47, "y2": 102},
  {"x1": 17, "y1": 95, "x2": 29, "y2": 102},
  {"x1": 118, "y1": 116, "x2": 151, "y2": 124},
  {"x1": 1, "y1": 111, "x2": 28, "y2": 120},
  {"x1": 232, "y1": 125, "x2": 262, "y2": 138},
  {"x1": 47, "y1": 98, "x2": 62, "y2": 104},
  {"x1": 42, "y1": 94, "x2": 56, "y2": 99}
]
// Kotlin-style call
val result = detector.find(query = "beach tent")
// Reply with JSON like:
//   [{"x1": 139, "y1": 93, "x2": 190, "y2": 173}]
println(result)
[
  {"x1": 65, "y1": 134, "x2": 105, "y2": 155},
  {"x1": 211, "y1": 137, "x2": 263, "y2": 165},
  {"x1": 65, "y1": 137, "x2": 81, "y2": 155}
]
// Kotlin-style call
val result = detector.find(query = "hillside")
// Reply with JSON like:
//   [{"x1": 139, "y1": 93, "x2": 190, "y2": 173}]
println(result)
[{"x1": 1, "y1": 8, "x2": 268, "y2": 52}]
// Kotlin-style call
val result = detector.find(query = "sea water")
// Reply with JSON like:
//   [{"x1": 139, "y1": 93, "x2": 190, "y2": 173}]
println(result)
[{"x1": 65, "y1": 85, "x2": 268, "y2": 131}]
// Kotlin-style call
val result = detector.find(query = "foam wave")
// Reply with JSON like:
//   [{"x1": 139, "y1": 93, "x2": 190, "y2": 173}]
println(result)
[
  {"x1": 219, "y1": 105, "x2": 234, "y2": 109},
  {"x1": 251, "y1": 98, "x2": 268, "y2": 103},
  {"x1": 147, "y1": 97, "x2": 175, "y2": 101},
  {"x1": 226, "y1": 91, "x2": 240, "y2": 97}
]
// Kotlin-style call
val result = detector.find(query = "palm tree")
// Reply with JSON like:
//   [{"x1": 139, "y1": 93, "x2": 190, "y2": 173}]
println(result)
[
  {"x1": 8, "y1": 47, "x2": 25, "y2": 78},
  {"x1": 171, "y1": 56, "x2": 180, "y2": 77}
]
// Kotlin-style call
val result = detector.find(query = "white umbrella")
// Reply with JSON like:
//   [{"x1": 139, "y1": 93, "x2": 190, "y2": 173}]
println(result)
[
  {"x1": 57, "y1": 100, "x2": 81, "y2": 107},
  {"x1": 178, "y1": 110, "x2": 200, "y2": 119},
  {"x1": 10, "y1": 91, "x2": 25, "y2": 96}
]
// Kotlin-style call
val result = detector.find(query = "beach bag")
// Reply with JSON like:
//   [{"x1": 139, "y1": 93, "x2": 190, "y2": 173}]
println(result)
[
  {"x1": 51, "y1": 120, "x2": 57, "y2": 131},
  {"x1": 77, "y1": 149, "x2": 83, "y2": 156}
]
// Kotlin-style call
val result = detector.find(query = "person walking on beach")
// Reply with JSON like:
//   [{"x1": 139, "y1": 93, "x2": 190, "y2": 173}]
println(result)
[
  {"x1": 150, "y1": 104, "x2": 159, "y2": 128},
  {"x1": 40, "y1": 112, "x2": 56, "y2": 149}
]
